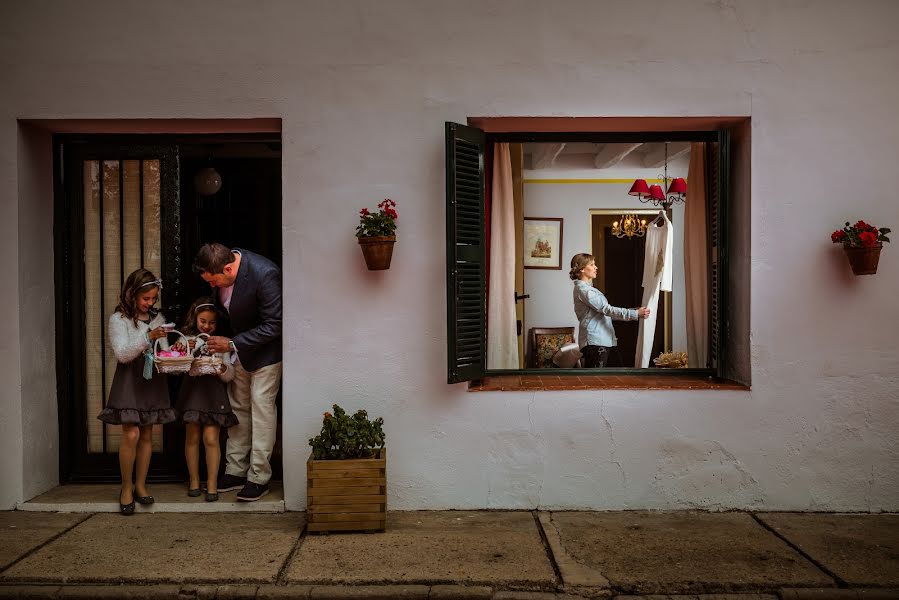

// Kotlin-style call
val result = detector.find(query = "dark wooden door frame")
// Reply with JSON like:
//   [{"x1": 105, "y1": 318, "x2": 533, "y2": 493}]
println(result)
[{"x1": 55, "y1": 140, "x2": 184, "y2": 483}]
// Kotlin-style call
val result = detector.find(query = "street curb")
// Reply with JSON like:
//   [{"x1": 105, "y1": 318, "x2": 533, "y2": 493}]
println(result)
[
  {"x1": 10, "y1": 585, "x2": 895, "y2": 600},
  {"x1": 309, "y1": 585, "x2": 430, "y2": 599},
  {"x1": 0, "y1": 586, "x2": 62, "y2": 600},
  {"x1": 0, "y1": 585, "x2": 593, "y2": 600},
  {"x1": 612, "y1": 594, "x2": 778, "y2": 599},
  {"x1": 779, "y1": 589, "x2": 899, "y2": 600},
  {"x1": 430, "y1": 584, "x2": 494, "y2": 599}
]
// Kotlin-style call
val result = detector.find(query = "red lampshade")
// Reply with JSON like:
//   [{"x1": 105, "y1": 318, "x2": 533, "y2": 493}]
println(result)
[
  {"x1": 648, "y1": 184, "x2": 665, "y2": 202},
  {"x1": 628, "y1": 179, "x2": 650, "y2": 197},
  {"x1": 667, "y1": 177, "x2": 687, "y2": 195}
]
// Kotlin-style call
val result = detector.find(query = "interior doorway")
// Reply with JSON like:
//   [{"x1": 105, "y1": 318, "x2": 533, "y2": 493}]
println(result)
[
  {"x1": 590, "y1": 211, "x2": 668, "y2": 367},
  {"x1": 55, "y1": 133, "x2": 282, "y2": 484}
]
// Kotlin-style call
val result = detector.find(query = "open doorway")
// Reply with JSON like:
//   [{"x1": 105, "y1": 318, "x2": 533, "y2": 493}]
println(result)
[
  {"x1": 590, "y1": 211, "x2": 668, "y2": 367},
  {"x1": 55, "y1": 133, "x2": 282, "y2": 484}
]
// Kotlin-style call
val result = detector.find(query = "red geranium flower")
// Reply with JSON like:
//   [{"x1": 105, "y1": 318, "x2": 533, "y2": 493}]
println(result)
[
  {"x1": 357, "y1": 199, "x2": 399, "y2": 238},
  {"x1": 832, "y1": 220, "x2": 891, "y2": 248},
  {"x1": 860, "y1": 231, "x2": 878, "y2": 247}
]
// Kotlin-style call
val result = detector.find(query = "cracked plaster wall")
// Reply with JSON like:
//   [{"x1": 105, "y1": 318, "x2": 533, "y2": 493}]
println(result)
[{"x1": 0, "y1": 0, "x2": 897, "y2": 510}]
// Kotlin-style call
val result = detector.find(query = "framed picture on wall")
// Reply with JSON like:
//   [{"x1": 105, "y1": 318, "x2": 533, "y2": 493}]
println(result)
[{"x1": 523, "y1": 217, "x2": 563, "y2": 269}]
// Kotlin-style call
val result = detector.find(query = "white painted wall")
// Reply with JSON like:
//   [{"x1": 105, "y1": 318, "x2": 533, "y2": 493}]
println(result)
[
  {"x1": 521, "y1": 154, "x2": 689, "y2": 357},
  {"x1": 1, "y1": 0, "x2": 897, "y2": 511}
]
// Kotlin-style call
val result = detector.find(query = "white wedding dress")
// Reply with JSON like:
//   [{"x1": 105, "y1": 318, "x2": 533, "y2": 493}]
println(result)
[{"x1": 635, "y1": 212, "x2": 673, "y2": 368}]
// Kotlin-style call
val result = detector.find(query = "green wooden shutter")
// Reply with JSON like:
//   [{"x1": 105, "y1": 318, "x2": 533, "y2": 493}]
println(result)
[
  {"x1": 708, "y1": 130, "x2": 730, "y2": 375},
  {"x1": 445, "y1": 122, "x2": 486, "y2": 383}
]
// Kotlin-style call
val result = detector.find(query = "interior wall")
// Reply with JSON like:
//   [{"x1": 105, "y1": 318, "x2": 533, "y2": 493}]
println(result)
[
  {"x1": 521, "y1": 157, "x2": 689, "y2": 358},
  {"x1": 17, "y1": 125, "x2": 58, "y2": 499},
  {"x1": 2, "y1": 0, "x2": 898, "y2": 511}
]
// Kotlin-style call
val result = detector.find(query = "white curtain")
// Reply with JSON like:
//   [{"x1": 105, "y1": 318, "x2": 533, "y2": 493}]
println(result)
[
  {"x1": 487, "y1": 143, "x2": 519, "y2": 369},
  {"x1": 685, "y1": 142, "x2": 708, "y2": 368}
]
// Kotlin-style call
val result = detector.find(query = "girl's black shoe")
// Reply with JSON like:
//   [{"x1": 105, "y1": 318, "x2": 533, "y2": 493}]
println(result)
[
  {"x1": 204, "y1": 492, "x2": 219, "y2": 502},
  {"x1": 134, "y1": 493, "x2": 154, "y2": 505},
  {"x1": 187, "y1": 488, "x2": 202, "y2": 497},
  {"x1": 119, "y1": 488, "x2": 135, "y2": 515}
]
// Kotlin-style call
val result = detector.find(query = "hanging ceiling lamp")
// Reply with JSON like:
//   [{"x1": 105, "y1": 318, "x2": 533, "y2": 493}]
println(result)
[
  {"x1": 611, "y1": 214, "x2": 647, "y2": 239},
  {"x1": 627, "y1": 142, "x2": 686, "y2": 210},
  {"x1": 194, "y1": 163, "x2": 222, "y2": 196}
]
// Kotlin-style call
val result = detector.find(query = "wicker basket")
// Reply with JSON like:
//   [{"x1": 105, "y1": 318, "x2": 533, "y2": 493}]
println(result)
[
  {"x1": 153, "y1": 330, "x2": 194, "y2": 374},
  {"x1": 653, "y1": 351, "x2": 688, "y2": 368},
  {"x1": 188, "y1": 333, "x2": 224, "y2": 376}
]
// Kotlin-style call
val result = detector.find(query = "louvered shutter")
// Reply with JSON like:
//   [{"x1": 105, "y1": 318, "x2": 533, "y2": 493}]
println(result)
[
  {"x1": 445, "y1": 122, "x2": 486, "y2": 383},
  {"x1": 708, "y1": 130, "x2": 730, "y2": 374}
]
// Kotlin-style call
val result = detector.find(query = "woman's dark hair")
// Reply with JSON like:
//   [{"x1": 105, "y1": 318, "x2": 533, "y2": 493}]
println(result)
[
  {"x1": 192, "y1": 243, "x2": 235, "y2": 275},
  {"x1": 569, "y1": 253, "x2": 595, "y2": 281},
  {"x1": 116, "y1": 268, "x2": 160, "y2": 324},
  {"x1": 181, "y1": 296, "x2": 221, "y2": 336}
]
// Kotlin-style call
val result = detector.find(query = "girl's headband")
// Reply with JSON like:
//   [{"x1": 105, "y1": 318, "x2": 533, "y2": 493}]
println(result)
[
  {"x1": 137, "y1": 279, "x2": 163, "y2": 290},
  {"x1": 194, "y1": 303, "x2": 215, "y2": 312}
]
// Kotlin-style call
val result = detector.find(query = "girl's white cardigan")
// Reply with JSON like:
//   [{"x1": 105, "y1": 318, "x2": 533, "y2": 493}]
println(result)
[{"x1": 107, "y1": 312, "x2": 166, "y2": 364}]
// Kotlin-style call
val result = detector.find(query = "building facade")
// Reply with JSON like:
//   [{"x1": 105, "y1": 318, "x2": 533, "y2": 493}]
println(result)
[{"x1": 1, "y1": 0, "x2": 897, "y2": 511}]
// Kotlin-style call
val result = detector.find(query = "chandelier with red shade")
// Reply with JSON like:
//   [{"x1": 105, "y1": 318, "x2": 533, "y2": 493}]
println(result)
[{"x1": 627, "y1": 142, "x2": 686, "y2": 212}]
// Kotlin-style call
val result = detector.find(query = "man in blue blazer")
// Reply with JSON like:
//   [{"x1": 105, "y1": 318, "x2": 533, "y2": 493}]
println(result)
[{"x1": 194, "y1": 243, "x2": 282, "y2": 501}]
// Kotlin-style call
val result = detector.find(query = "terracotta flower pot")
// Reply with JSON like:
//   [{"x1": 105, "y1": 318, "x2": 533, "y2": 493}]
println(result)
[
  {"x1": 358, "y1": 235, "x2": 396, "y2": 270},
  {"x1": 843, "y1": 243, "x2": 882, "y2": 275}
]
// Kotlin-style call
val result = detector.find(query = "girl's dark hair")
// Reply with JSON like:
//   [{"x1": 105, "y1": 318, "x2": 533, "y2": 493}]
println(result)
[
  {"x1": 181, "y1": 296, "x2": 221, "y2": 336},
  {"x1": 569, "y1": 253, "x2": 595, "y2": 281},
  {"x1": 116, "y1": 268, "x2": 160, "y2": 325}
]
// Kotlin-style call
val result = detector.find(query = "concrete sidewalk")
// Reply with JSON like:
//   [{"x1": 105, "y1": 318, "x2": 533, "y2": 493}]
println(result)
[{"x1": 0, "y1": 510, "x2": 897, "y2": 599}]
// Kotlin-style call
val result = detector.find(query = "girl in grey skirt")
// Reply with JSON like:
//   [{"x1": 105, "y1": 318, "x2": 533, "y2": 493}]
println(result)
[
  {"x1": 98, "y1": 269, "x2": 176, "y2": 515},
  {"x1": 176, "y1": 297, "x2": 237, "y2": 502}
]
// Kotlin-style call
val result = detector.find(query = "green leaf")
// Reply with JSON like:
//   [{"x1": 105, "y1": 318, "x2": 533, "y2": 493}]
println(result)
[{"x1": 308, "y1": 403, "x2": 386, "y2": 459}]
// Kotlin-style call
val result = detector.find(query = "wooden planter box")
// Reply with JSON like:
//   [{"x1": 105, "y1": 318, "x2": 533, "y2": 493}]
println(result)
[{"x1": 307, "y1": 448, "x2": 386, "y2": 533}]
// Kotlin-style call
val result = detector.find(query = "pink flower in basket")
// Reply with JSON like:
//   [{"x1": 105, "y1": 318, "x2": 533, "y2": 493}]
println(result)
[{"x1": 157, "y1": 349, "x2": 186, "y2": 358}]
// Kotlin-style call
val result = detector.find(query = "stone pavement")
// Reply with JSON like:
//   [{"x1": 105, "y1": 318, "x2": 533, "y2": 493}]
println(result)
[{"x1": 0, "y1": 510, "x2": 897, "y2": 599}]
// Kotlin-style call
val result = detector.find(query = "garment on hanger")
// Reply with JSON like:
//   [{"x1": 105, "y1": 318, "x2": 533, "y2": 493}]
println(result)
[{"x1": 635, "y1": 212, "x2": 674, "y2": 368}]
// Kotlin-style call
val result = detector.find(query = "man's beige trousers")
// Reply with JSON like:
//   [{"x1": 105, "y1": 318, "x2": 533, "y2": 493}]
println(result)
[{"x1": 225, "y1": 361, "x2": 282, "y2": 485}]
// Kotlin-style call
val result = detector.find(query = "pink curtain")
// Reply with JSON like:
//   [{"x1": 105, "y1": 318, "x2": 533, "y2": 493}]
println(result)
[
  {"x1": 487, "y1": 143, "x2": 519, "y2": 369},
  {"x1": 685, "y1": 143, "x2": 708, "y2": 368}
]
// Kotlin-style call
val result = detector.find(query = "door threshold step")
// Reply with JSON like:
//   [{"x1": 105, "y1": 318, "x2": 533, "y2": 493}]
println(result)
[{"x1": 17, "y1": 483, "x2": 285, "y2": 513}]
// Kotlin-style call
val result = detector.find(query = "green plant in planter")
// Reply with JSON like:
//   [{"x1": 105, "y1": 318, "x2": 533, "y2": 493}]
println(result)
[{"x1": 309, "y1": 404, "x2": 386, "y2": 460}]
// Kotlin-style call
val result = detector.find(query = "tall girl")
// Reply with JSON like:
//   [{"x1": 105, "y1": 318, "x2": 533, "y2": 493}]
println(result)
[
  {"x1": 176, "y1": 298, "x2": 237, "y2": 502},
  {"x1": 97, "y1": 268, "x2": 176, "y2": 515}
]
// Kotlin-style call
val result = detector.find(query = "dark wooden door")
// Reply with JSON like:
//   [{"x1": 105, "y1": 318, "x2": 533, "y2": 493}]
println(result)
[{"x1": 56, "y1": 141, "x2": 184, "y2": 482}]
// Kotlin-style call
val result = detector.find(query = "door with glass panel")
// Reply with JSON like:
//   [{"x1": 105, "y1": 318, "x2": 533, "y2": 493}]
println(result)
[{"x1": 57, "y1": 142, "x2": 185, "y2": 482}]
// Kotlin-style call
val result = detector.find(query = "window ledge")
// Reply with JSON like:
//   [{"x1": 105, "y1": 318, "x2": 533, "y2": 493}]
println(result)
[{"x1": 468, "y1": 374, "x2": 749, "y2": 392}]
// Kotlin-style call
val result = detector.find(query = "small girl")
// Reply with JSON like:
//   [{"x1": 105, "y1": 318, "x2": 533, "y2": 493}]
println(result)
[
  {"x1": 98, "y1": 268, "x2": 176, "y2": 516},
  {"x1": 175, "y1": 297, "x2": 237, "y2": 502},
  {"x1": 570, "y1": 253, "x2": 650, "y2": 367}
]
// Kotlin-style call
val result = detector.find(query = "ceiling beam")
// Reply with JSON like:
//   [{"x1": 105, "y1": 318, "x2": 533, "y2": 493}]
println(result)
[
  {"x1": 643, "y1": 142, "x2": 691, "y2": 168},
  {"x1": 531, "y1": 143, "x2": 566, "y2": 169},
  {"x1": 593, "y1": 142, "x2": 643, "y2": 169}
]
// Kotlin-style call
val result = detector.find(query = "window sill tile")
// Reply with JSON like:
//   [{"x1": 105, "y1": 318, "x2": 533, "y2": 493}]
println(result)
[{"x1": 468, "y1": 374, "x2": 749, "y2": 392}]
